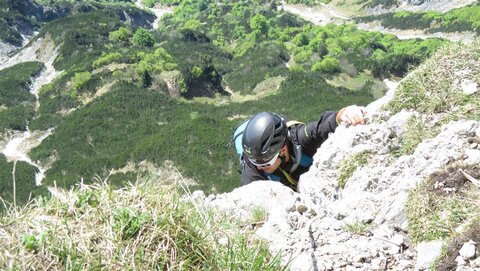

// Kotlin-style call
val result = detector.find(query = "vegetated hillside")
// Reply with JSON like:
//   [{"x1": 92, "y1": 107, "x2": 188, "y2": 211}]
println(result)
[
  {"x1": 282, "y1": 0, "x2": 479, "y2": 42},
  {"x1": 315, "y1": 0, "x2": 478, "y2": 15},
  {"x1": 0, "y1": 0, "x2": 154, "y2": 64},
  {"x1": 0, "y1": 0, "x2": 448, "y2": 208},
  {"x1": 1, "y1": 40, "x2": 478, "y2": 271},
  {"x1": 356, "y1": 3, "x2": 480, "y2": 35}
]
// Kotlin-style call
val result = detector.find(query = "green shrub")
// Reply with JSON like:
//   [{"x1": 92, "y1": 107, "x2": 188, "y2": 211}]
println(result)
[
  {"x1": 132, "y1": 28, "x2": 155, "y2": 47},
  {"x1": 182, "y1": 19, "x2": 202, "y2": 31},
  {"x1": 250, "y1": 14, "x2": 269, "y2": 35},
  {"x1": 93, "y1": 52, "x2": 124, "y2": 68},
  {"x1": 312, "y1": 57, "x2": 340, "y2": 73},
  {"x1": 71, "y1": 71, "x2": 92, "y2": 92},
  {"x1": 293, "y1": 32, "x2": 309, "y2": 46},
  {"x1": 293, "y1": 50, "x2": 312, "y2": 64},
  {"x1": 108, "y1": 26, "x2": 131, "y2": 44},
  {"x1": 191, "y1": 66, "x2": 203, "y2": 78}
]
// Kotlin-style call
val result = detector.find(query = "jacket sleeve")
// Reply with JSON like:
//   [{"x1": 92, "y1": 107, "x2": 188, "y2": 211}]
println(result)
[{"x1": 295, "y1": 111, "x2": 338, "y2": 157}]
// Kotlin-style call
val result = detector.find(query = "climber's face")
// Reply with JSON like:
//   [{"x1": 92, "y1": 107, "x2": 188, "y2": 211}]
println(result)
[{"x1": 257, "y1": 144, "x2": 289, "y2": 174}]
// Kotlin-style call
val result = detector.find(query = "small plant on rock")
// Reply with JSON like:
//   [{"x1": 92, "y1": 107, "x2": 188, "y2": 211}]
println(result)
[
  {"x1": 337, "y1": 151, "x2": 371, "y2": 189},
  {"x1": 343, "y1": 222, "x2": 371, "y2": 235},
  {"x1": 393, "y1": 115, "x2": 437, "y2": 157},
  {"x1": 249, "y1": 207, "x2": 268, "y2": 228},
  {"x1": 113, "y1": 207, "x2": 151, "y2": 240}
]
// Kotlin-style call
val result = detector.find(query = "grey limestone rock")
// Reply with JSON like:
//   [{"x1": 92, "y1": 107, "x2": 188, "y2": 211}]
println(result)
[{"x1": 415, "y1": 240, "x2": 444, "y2": 270}]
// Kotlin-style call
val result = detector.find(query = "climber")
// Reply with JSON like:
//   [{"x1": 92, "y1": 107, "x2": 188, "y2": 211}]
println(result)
[{"x1": 240, "y1": 105, "x2": 367, "y2": 191}]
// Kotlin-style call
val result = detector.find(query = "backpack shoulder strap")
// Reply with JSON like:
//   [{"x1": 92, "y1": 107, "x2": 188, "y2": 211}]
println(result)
[{"x1": 286, "y1": 120, "x2": 304, "y2": 127}]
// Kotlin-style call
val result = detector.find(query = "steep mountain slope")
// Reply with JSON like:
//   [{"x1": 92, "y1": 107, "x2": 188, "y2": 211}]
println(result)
[
  {"x1": 2, "y1": 0, "x2": 451, "y2": 205},
  {"x1": 1, "y1": 40, "x2": 478, "y2": 270}
]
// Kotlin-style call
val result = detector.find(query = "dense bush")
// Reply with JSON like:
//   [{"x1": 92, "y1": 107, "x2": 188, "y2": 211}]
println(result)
[
  {"x1": 71, "y1": 71, "x2": 92, "y2": 94},
  {"x1": 0, "y1": 62, "x2": 43, "y2": 107},
  {"x1": 312, "y1": 57, "x2": 340, "y2": 73},
  {"x1": 0, "y1": 155, "x2": 49, "y2": 213},
  {"x1": 108, "y1": 26, "x2": 131, "y2": 44},
  {"x1": 0, "y1": 62, "x2": 44, "y2": 131},
  {"x1": 223, "y1": 42, "x2": 290, "y2": 94},
  {"x1": 132, "y1": 28, "x2": 155, "y2": 47},
  {"x1": 0, "y1": 105, "x2": 36, "y2": 131}
]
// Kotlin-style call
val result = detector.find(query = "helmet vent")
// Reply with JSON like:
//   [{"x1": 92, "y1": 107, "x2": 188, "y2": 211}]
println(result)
[{"x1": 261, "y1": 138, "x2": 269, "y2": 149}]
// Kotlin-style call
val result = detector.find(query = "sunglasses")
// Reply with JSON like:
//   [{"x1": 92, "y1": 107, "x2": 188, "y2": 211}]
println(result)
[{"x1": 249, "y1": 151, "x2": 280, "y2": 168}]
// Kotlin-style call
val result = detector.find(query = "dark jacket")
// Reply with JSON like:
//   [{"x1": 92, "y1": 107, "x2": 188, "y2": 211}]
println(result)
[{"x1": 240, "y1": 111, "x2": 338, "y2": 190}]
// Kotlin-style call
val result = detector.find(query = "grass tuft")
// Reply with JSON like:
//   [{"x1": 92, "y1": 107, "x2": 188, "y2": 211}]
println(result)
[
  {"x1": 387, "y1": 41, "x2": 480, "y2": 124},
  {"x1": 337, "y1": 151, "x2": 371, "y2": 188},
  {"x1": 0, "y1": 178, "x2": 284, "y2": 270},
  {"x1": 343, "y1": 222, "x2": 371, "y2": 235},
  {"x1": 392, "y1": 115, "x2": 438, "y2": 157},
  {"x1": 405, "y1": 164, "x2": 480, "y2": 244}
]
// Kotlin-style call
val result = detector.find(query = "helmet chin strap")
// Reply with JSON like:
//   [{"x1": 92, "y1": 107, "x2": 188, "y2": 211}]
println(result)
[{"x1": 290, "y1": 144, "x2": 302, "y2": 174}]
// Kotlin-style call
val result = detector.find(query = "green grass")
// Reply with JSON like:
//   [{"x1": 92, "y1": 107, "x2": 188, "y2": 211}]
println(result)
[
  {"x1": 343, "y1": 222, "x2": 371, "y2": 235},
  {"x1": 0, "y1": 179, "x2": 284, "y2": 270},
  {"x1": 326, "y1": 71, "x2": 388, "y2": 98},
  {"x1": 387, "y1": 41, "x2": 480, "y2": 124},
  {"x1": 337, "y1": 151, "x2": 371, "y2": 188},
  {"x1": 405, "y1": 164, "x2": 480, "y2": 244},
  {"x1": 249, "y1": 207, "x2": 268, "y2": 228},
  {"x1": 392, "y1": 115, "x2": 438, "y2": 157},
  {"x1": 405, "y1": 184, "x2": 476, "y2": 243}
]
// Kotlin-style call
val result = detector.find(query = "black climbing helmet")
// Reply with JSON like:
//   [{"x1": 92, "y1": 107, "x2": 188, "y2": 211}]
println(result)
[{"x1": 242, "y1": 112, "x2": 287, "y2": 165}]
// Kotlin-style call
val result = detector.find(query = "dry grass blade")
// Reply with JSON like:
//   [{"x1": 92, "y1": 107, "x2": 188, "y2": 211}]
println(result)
[{"x1": 460, "y1": 169, "x2": 480, "y2": 187}]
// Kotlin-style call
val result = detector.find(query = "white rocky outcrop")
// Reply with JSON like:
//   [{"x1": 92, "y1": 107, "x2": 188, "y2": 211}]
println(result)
[
  {"x1": 189, "y1": 71, "x2": 480, "y2": 269},
  {"x1": 194, "y1": 115, "x2": 480, "y2": 270}
]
